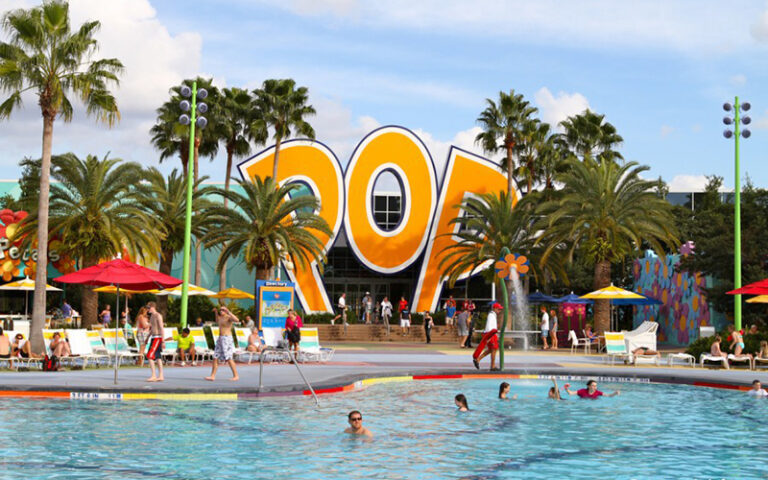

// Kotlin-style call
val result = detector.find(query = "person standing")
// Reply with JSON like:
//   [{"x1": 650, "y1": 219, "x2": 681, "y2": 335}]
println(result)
[
  {"x1": 540, "y1": 305, "x2": 550, "y2": 350},
  {"x1": 362, "y1": 292, "x2": 373, "y2": 324},
  {"x1": 463, "y1": 300, "x2": 475, "y2": 348},
  {"x1": 332, "y1": 293, "x2": 347, "y2": 326},
  {"x1": 206, "y1": 306, "x2": 240, "y2": 381},
  {"x1": 472, "y1": 302, "x2": 501, "y2": 371},
  {"x1": 424, "y1": 312, "x2": 434, "y2": 344},
  {"x1": 99, "y1": 305, "x2": 112, "y2": 329},
  {"x1": 444, "y1": 295, "x2": 457, "y2": 326},
  {"x1": 285, "y1": 309, "x2": 303, "y2": 354},
  {"x1": 457, "y1": 308, "x2": 469, "y2": 348},
  {"x1": 135, "y1": 307, "x2": 150, "y2": 366},
  {"x1": 380, "y1": 296, "x2": 392, "y2": 327},
  {"x1": 549, "y1": 309, "x2": 558, "y2": 350},
  {"x1": 61, "y1": 300, "x2": 72, "y2": 320},
  {"x1": 145, "y1": 302, "x2": 165, "y2": 382},
  {"x1": 398, "y1": 297, "x2": 410, "y2": 336}
]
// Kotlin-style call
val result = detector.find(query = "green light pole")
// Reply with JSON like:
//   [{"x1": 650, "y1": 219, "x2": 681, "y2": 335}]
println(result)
[
  {"x1": 177, "y1": 82, "x2": 209, "y2": 328},
  {"x1": 723, "y1": 97, "x2": 752, "y2": 331}
]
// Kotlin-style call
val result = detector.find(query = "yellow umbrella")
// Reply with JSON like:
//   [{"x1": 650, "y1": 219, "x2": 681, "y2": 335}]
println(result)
[
  {"x1": 746, "y1": 295, "x2": 768, "y2": 303},
  {"x1": 156, "y1": 284, "x2": 215, "y2": 296},
  {"x1": 0, "y1": 276, "x2": 62, "y2": 316},
  {"x1": 211, "y1": 287, "x2": 255, "y2": 300},
  {"x1": 581, "y1": 284, "x2": 644, "y2": 300}
]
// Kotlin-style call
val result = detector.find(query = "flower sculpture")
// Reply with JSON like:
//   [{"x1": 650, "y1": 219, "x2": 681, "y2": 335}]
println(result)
[
  {"x1": 1, "y1": 257, "x2": 20, "y2": 281},
  {"x1": 494, "y1": 253, "x2": 529, "y2": 279}
]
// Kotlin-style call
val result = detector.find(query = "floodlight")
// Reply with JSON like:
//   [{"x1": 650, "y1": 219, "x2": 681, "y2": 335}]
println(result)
[{"x1": 178, "y1": 114, "x2": 190, "y2": 126}]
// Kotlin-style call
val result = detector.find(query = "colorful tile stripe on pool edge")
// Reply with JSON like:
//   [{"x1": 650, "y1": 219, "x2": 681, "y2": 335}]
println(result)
[{"x1": 0, "y1": 374, "x2": 753, "y2": 400}]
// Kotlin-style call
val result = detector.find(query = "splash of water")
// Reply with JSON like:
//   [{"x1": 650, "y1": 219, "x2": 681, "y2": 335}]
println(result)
[{"x1": 509, "y1": 268, "x2": 529, "y2": 336}]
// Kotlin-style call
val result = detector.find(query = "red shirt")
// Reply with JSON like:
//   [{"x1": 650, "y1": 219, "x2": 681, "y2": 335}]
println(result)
[
  {"x1": 398, "y1": 300, "x2": 408, "y2": 312},
  {"x1": 577, "y1": 388, "x2": 604, "y2": 399},
  {"x1": 285, "y1": 315, "x2": 303, "y2": 330}
]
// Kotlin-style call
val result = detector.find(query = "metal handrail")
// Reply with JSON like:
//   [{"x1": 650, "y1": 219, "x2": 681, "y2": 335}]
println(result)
[{"x1": 258, "y1": 346, "x2": 319, "y2": 406}]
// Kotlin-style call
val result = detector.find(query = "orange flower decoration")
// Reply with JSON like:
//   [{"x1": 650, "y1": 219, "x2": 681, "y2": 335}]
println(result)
[
  {"x1": 495, "y1": 253, "x2": 529, "y2": 279},
  {"x1": 1, "y1": 257, "x2": 21, "y2": 282}
]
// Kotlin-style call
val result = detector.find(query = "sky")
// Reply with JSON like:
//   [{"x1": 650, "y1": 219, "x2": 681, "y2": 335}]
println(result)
[{"x1": 2, "y1": 0, "x2": 768, "y2": 192}]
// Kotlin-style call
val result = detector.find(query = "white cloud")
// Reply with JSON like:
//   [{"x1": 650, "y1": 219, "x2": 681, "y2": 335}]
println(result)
[
  {"x1": 533, "y1": 87, "x2": 590, "y2": 129},
  {"x1": 667, "y1": 174, "x2": 709, "y2": 192},
  {"x1": 660, "y1": 125, "x2": 675, "y2": 138},
  {"x1": 751, "y1": 7, "x2": 768, "y2": 42},
  {"x1": 410, "y1": 126, "x2": 483, "y2": 182},
  {"x1": 730, "y1": 74, "x2": 747, "y2": 86},
  {"x1": 309, "y1": 96, "x2": 381, "y2": 163},
  {"x1": 755, "y1": 109, "x2": 768, "y2": 130}
]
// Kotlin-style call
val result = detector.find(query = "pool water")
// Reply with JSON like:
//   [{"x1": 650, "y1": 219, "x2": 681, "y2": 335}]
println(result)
[{"x1": 0, "y1": 379, "x2": 765, "y2": 479}]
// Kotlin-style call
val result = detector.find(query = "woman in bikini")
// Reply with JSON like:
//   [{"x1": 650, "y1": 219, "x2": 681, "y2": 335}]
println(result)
[{"x1": 728, "y1": 325, "x2": 753, "y2": 361}]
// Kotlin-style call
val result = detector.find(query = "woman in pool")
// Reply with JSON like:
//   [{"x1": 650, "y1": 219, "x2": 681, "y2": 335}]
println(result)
[
  {"x1": 455, "y1": 394, "x2": 469, "y2": 411},
  {"x1": 548, "y1": 378, "x2": 563, "y2": 400},
  {"x1": 498, "y1": 382, "x2": 517, "y2": 400},
  {"x1": 564, "y1": 380, "x2": 619, "y2": 399},
  {"x1": 728, "y1": 325, "x2": 753, "y2": 361}
]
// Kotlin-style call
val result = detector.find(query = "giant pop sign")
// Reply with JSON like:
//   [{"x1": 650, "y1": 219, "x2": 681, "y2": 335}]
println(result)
[{"x1": 237, "y1": 126, "x2": 514, "y2": 313}]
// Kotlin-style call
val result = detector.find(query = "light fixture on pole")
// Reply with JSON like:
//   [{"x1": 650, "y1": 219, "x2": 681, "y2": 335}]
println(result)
[
  {"x1": 723, "y1": 97, "x2": 751, "y2": 331},
  {"x1": 177, "y1": 81, "x2": 209, "y2": 328}
]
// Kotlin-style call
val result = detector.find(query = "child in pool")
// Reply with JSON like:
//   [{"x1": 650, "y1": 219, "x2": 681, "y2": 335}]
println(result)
[{"x1": 455, "y1": 394, "x2": 469, "y2": 411}]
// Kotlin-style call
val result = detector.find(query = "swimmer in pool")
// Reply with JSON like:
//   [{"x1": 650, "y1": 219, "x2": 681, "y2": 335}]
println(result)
[
  {"x1": 548, "y1": 378, "x2": 563, "y2": 400},
  {"x1": 498, "y1": 382, "x2": 517, "y2": 400},
  {"x1": 564, "y1": 380, "x2": 619, "y2": 399},
  {"x1": 344, "y1": 410, "x2": 373, "y2": 438},
  {"x1": 455, "y1": 394, "x2": 469, "y2": 411}
]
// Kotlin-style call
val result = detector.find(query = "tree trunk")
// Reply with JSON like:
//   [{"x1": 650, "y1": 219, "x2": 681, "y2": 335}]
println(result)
[
  {"x1": 193, "y1": 141, "x2": 202, "y2": 286},
  {"x1": 592, "y1": 260, "x2": 612, "y2": 334},
  {"x1": 157, "y1": 248, "x2": 174, "y2": 319},
  {"x1": 506, "y1": 146, "x2": 515, "y2": 201},
  {"x1": 29, "y1": 115, "x2": 55, "y2": 354},
  {"x1": 271, "y1": 136, "x2": 282, "y2": 182},
  {"x1": 219, "y1": 147, "x2": 234, "y2": 297},
  {"x1": 81, "y1": 257, "x2": 99, "y2": 328}
]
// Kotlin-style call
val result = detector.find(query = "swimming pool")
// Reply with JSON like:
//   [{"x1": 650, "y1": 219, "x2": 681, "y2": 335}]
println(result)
[{"x1": 0, "y1": 378, "x2": 764, "y2": 479}]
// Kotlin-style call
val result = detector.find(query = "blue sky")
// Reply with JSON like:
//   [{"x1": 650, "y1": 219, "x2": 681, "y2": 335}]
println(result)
[{"x1": 3, "y1": 0, "x2": 768, "y2": 191}]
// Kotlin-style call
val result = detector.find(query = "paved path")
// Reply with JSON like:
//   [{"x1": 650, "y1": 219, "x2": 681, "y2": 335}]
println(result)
[{"x1": 0, "y1": 345, "x2": 765, "y2": 394}]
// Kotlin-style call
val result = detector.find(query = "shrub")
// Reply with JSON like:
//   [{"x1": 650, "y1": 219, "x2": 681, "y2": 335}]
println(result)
[
  {"x1": 167, "y1": 296, "x2": 216, "y2": 326},
  {"x1": 686, "y1": 329, "x2": 768, "y2": 358}
]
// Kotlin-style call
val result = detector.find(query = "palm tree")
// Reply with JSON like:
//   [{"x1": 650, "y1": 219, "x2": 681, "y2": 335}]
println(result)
[
  {"x1": 139, "y1": 168, "x2": 214, "y2": 318},
  {"x1": 538, "y1": 159, "x2": 678, "y2": 333},
  {"x1": 251, "y1": 79, "x2": 316, "y2": 181},
  {"x1": 558, "y1": 110, "x2": 623, "y2": 163},
  {"x1": 216, "y1": 87, "x2": 266, "y2": 292},
  {"x1": 514, "y1": 120, "x2": 557, "y2": 194},
  {"x1": 150, "y1": 76, "x2": 221, "y2": 285},
  {"x1": 0, "y1": 1, "x2": 123, "y2": 351},
  {"x1": 20, "y1": 154, "x2": 160, "y2": 327},
  {"x1": 475, "y1": 90, "x2": 538, "y2": 197},
  {"x1": 203, "y1": 177, "x2": 331, "y2": 296},
  {"x1": 440, "y1": 192, "x2": 566, "y2": 332}
]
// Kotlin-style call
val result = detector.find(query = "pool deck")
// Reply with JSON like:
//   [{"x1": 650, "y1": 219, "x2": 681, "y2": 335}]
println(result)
[{"x1": 0, "y1": 343, "x2": 766, "y2": 397}]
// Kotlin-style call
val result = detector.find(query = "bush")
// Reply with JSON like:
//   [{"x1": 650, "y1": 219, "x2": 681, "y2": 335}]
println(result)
[
  {"x1": 167, "y1": 296, "x2": 216, "y2": 326},
  {"x1": 686, "y1": 329, "x2": 768, "y2": 358}
]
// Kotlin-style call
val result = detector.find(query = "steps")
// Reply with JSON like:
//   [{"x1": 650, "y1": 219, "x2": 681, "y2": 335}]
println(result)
[{"x1": 308, "y1": 323, "x2": 463, "y2": 343}]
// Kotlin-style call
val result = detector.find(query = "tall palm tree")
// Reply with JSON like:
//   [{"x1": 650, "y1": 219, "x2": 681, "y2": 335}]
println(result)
[
  {"x1": 251, "y1": 79, "x2": 316, "y2": 181},
  {"x1": 139, "y1": 168, "x2": 214, "y2": 318},
  {"x1": 514, "y1": 120, "x2": 556, "y2": 194},
  {"x1": 203, "y1": 177, "x2": 331, "y2": 297},
  {"x1": 150, "y1": 77, "x2": 221, "y2": 285},
  {"x1": 538, "y1": 159, "x2": 678, "y2": 333},
  {"x1": 558, "y1": 110, "x2": 623, "y2": 163},
  {"x1": 20, "y1": 154, "x2": 160, "y2": 327},
  {"x1": 475, "y1": 90, "x2": 538, "y2": 197},
  {"x1": 0, "y1": 1, "x2": 123, "y2": 351},
  {"x1": 216, "y1": 87, "x2": 266, "y2": 292},
  {"x1": 440, "y1": 192, "x2": 566, "y2": 330}
]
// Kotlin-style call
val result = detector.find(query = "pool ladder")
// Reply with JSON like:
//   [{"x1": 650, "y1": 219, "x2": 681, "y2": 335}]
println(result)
[{"x1": 258, "y1": 347, "x2": 319, "y2": 406}]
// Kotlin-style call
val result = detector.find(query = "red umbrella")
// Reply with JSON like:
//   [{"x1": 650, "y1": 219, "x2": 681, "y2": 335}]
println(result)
[
  {"x1": 727, "y1": 278, "x2": 768, "y2": 295},
  {"x1": 55, "y1": 259, "x2": 182, "y2": 384}
]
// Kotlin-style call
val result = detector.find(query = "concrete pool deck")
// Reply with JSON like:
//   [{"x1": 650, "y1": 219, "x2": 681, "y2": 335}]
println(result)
[{"x1": 0, "y1": 343, "x2": 766, "y2": 397}]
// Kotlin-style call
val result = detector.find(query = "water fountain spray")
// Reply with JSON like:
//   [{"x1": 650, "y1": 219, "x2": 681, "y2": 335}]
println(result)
[{"x1": 494, "y1": 247, "x2": 529, "y2": 369}]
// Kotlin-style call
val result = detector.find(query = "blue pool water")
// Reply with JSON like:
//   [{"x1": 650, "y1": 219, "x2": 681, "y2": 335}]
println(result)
[{"x1": 0, "y1": 379, "x2": 765, "y2": 479}]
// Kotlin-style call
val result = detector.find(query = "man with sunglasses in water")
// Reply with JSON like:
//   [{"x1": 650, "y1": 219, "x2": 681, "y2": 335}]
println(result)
[{"x1": 344, "y1": 410, "x2": 373, "y2": 438}]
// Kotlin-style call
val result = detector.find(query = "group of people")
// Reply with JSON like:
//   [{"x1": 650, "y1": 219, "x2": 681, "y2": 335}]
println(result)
[
  {"x1": 445, "y1": 296, "x2": 477, "y2": 348},
  {"x1": 332, "y1": 293, "x2": 416, "y2": 337},
  {"x1": 707, "y1": 324, "x2": 768, "y2": 369}
]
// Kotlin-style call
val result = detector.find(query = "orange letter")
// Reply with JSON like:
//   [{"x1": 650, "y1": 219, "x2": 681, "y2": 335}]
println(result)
[
  {"x1": 412, "y1": 147, "x2": 512, "y2": 312},
  {"x1": 344, "y1": 126, "x2": 437, "y2": 273},
  {"x1": 237, "y1": 140, "x2": 344, "y2": 313}
]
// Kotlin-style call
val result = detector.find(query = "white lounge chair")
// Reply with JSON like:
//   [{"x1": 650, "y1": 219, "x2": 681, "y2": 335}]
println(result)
[
  {"x1": 755, "y1": 357, "x2": 768, "y2": 370},
  {"x1": 727, "y1": 354, "x2": 753, "y2": 370},
  {"x1": 569, "y1": 330, "x2": 594, "y2": 354},
  {"x1": 65, "y1": 329, "x2": 109, "y2": 368},
  {"x1": 162, "y1": 327, "x2": 179, "y2": 365},
  {"x1": 42, "y1": 328, "x2": 84, "y2": 368},
  {"x1": 101, "y1": 329, "x2": 141, "y2": 365},
  {"x1": 233, "y1": 327, "x2": 261, "y2": 364},
  {"x1": 700, "y1": 353, "x2": 729, "y2": 369},
  {"x1": 623, "y1": 321, "x2": 658, "y2": 352},
  {"x1": 666, "y1": 353, "x2": 695, "y2": 367},
  {"x1": 298, "y1": 327, "x2": 334, "y2": 363},
  {"x1": 604, "y1": 332, "x2": 631, "y2": 365},
  {"x1": 187, "y1": 327, "x2": 213, "y2": 361}
]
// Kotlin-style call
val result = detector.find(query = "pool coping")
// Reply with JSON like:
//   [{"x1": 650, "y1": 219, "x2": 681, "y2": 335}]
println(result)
[{"x1": 0, "y1": 366, "x2": 753, "y2": 401}]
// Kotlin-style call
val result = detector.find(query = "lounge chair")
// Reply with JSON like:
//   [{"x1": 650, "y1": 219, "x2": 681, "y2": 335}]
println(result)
[
  {"x1": 162, "y1": 327, "x2": 179, "y2": 365},
  {"x1": 65, "y1": 329, "x2": 109, "y2": 368},
  {"x1": 700, "y1": 353, "x2": 729, "y2": 369},
  {"x1": 604, "y1": 332, "x2": 631, "y2": 365},
  {"x1": 233, "y1": 327, "x2": 260, "y2": 364},
  {"x1": 42, "y1": 328, "x2": 84, "y2": 368},
  {"x1": 666, "y1": 352, "x2": 695, "y2": 367},
  {"x1": 755, "y1": 356, "x2": 768, "y2": 370},
  {"x1": 727, "y1": 354, "x2": 753, "y2": 370},
  {"x1": 7, "y1": 332, "x2": 42, "y2": 370},
  {"x1": 297, "y1": 327, "x2": 334, "y2": 363},
  {"x1": 101, "y1": 329, "x2": 141, "y2": 366},
  {"x1": 187, "y1": 327, "x2": 213, "y2": 361},
  {"x1": 623, "y1": 321, "x2": 659, "y2": 352},
  {"x1": 568, "y1": 330, "x2": 594, "y2": 354}
]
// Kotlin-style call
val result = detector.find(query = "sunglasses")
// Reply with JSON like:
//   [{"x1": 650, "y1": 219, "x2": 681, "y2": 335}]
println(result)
[{"x1": 349, "y1": 417, "x2": 362, "y2": 421}]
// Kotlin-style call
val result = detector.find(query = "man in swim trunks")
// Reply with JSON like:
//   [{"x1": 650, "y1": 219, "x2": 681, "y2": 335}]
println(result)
[
  {"x1": 206, "y1": 306, "x2": 239, "y2": 381},
  {"x1": 344, "y1": 410, "x2": 373, "y2": 438},
  {"x1": 145, "y1": 302, "x2": 165, "y2": 382},
  {"x1": 473, "y1": 303, "x2": 501, "y2": 371},
  {"x1": 564, "y1": 380, "x2": 620, "y2": 399}
]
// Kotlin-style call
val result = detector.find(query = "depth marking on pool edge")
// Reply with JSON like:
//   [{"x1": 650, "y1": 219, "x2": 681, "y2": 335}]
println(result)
[{"x1": 0, "y1": 373, "x2": 753, "y2": 400}]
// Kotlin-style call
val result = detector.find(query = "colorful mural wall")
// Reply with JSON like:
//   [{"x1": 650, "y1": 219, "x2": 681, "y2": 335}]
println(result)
[{"x1": 632, "y1": 250, "x2": 726, "y2": 346}]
